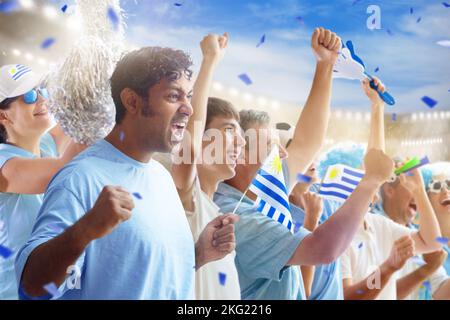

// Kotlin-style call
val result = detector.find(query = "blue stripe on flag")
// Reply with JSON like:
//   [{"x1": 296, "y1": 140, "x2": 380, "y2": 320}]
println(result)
[
  {"x1": 256, "y1": 199, "x2": 266, "y2": 212},
  {"x1": 13, "y1": 68, "x2": 31, "y2": 80},
  {"x1": 258, "y1": 169, "x2": 288, "y2": 195},
  {"x1": 343, "y1": 168, "x2": 364, "y2": 179},
  {"x1": 16, "y1": 65, "x2": 27, "y2": 71},
  {"x1": 318, "y1": 190, "x2": 349, "y2": 200},
  {"x1": 251, "y1": 179, "x2": 290, "y2": 211},
  {"x1": 321, "y1": 182, "x2": 354, "y2": 193},
  {"x1": 278, "y1": 213, "x2": 285, "y2": 224},
  {"x1": 287, "y1": 220, "x2": 292, "y2": 231},
  {"x1": 267, "y1": 206, "x2": 275, "y2": 218},
  {"x1": 342, "y1": 176, "x2": 360, "y2": 186}
]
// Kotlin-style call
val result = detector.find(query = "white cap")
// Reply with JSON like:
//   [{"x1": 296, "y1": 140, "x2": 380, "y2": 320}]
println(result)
[{"x1": 0, "y1": 64, "x2": 42, "y2": 103}]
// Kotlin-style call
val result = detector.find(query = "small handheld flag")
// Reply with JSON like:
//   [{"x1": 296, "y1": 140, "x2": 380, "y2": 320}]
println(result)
[
  {"x1": 248, "y1": 145, "x2": 294, "y2": 233},
  {"x1": 318, "y1": 164, "x2": 364, "y2": 203}
]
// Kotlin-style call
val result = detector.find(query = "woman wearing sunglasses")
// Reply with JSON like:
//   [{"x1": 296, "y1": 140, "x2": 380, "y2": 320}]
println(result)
[
  {"x1": 0, "y1": 64, "x2": 85, "y2": 299},
  {"x1": 424, "y1": 165, "x2": 450, "y2": 275}
]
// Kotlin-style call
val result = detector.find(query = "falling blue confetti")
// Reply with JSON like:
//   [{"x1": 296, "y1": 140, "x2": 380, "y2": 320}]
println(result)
[
  {"x1": 297, "y1": 173, "x2": 312, "y2": 184},
  {"x1": 238, "y1": 73, "x2": 252, "y2": 85},
  {"x1": 358, "y1": 242, "x2": 363, "y2": 249},
  {"x1": 435, "y1": 236, "x2": 449, "y2": 244},
  {"x1": 410, "y1": 7, "x2": 414, "y2": 14},
  {"x1": 295, "y1": 16, "x2": 304, "y2": 24},
  {"x1": 61, "y1": 4, "x2": 68, "y2": 13},
  {"x1": 351, "y1": 0, "x2": 362, "y2": 5},
  {"x1": 443, "y1": 2, "x2": 450, "y2": 8},
  {"x1": 374, "y1": 67, "x2": 379, "y2": 73},
  {"x1": 256, "y1": 34, "x2": 266, "y2": 48},
  {"x1": 107, "y1": 6, "x2": 119, "y2": 31},
  {"x1": 132, "y1": 192, "x2": 142, "y2": 200},
  {"x1": 174, "y1": 3, "x2": 182, "y2": 6},
  {"x1": 293, "y1": 222, "x2": 303, "y2": 234},
  {"x1": 387, "y1": 29, "x2": 393, "y2": 36},
  {"x1": 119, "y1": 131, "x2": 125, "y2": 141},
  {"x1": 392, "y1": 113, "x2": 397, "y2": 122},
  {"x1": 218, "y1": 272, "x2": 227, "y2": 286},
  {"x1": 43, "y1": 282, "x2": 61, "y2": 298},
  {"x1": 356, "y1": 289, "x2": 364, "y2": 294},
  {"x1": 0, "y1": 245, "x2": 13, "y2": 259},
  {"x1": 422, "y1": 281, "x2": 431, "y2": 291},
  {"x1": 421, "y1": 96, "x2": 438, "y2": 108},
  {"x1": 416, "y1": 17, "x2": 422, "y2": 23},
  {"x1": 41, "y1": 38, "x2": 56, "y2": 49},
  {"x1": 0, "y1": 0, "x2": 18, "y2": 13}
]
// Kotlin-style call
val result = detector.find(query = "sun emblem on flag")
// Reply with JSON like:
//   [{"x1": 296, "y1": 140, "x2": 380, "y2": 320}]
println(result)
[
  {"x1": 270, "y1": 154, "x2": 283, "y2": 175},
  {"x1": 8, "y1": 67, "x2": 17, "y2": 76},
  {"x1": 328, "y1": 167, "x2": 340, "y2": 181}
]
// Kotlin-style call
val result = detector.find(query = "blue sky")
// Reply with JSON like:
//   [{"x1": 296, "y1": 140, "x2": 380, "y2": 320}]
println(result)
[{"x1": 58, "y1": 0, "x2": 450, "y2": 112}]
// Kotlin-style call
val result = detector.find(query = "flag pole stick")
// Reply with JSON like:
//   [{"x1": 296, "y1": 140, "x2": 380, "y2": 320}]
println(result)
[{"x1": 231, "y1": 185, "x2": 251, "y2": 215}]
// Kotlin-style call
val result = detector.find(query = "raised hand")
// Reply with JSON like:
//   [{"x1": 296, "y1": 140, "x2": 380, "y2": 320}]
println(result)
[
  {"x1": 385, "y1": 235, "x2": 415, "y2": 271},
  {"x1": 362, "y1": 76, "x2": 385, "y2": 106},
  {"x1": 299, "y1": 191, "x2": 323, "y2": 231},
  {"x1": 200, "y1": 32, "x2": 229, "y2": 62},
  {"x1": 364, "y1": 149, "x2": 394, "y2": 184},
  {"x1": 311, "y1": 27, "x2": 341, "y2": 65}
]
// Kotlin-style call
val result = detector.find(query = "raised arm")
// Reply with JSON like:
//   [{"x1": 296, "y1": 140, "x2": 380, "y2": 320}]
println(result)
[
  {"x1": 288, "y1": 149, "x2": 394, "y2": 266},
  {"x1": 363, "y1": 77, "x2": 386, "y2": 152},
  {"x1": 286, "y1": 28, "x2": 341, "y2": 192},
  {"x1": 171, "y1": 33, "x2": 228, "y2": 209},
  {"x1": 0, "y1": 141, "x2": 86, "y2": 194}
]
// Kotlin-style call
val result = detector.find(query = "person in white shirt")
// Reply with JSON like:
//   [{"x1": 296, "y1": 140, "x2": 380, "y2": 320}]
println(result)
[
  {"x1": 341, "y1": 77, "x2": 443, "y2": 300},
  {"x1": 171, "y1": 33, "x2": 245, "y2": 299}
]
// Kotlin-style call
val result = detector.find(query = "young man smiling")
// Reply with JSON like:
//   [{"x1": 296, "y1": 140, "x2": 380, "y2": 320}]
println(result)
[{"x1": 15, "y1": 46, "x2": 238, "y2": 299}]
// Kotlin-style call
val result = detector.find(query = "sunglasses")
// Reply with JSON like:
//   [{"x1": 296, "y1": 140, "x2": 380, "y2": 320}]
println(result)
[
  {"x1": 2, "y1": 87, "x2": 49, "y2": 106},
  {"x1": 428, "y1": 180, "x2": 450, "y2": 194}
]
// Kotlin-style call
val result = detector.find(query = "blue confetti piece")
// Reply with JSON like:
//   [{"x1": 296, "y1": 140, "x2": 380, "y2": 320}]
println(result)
[
  {"x1": 0, "y1": 0, "x2": 18, "y2": 13},
  {"x1": 0, "y1": 245, "x2": 13, "y2": 259},
  {"x1": 174, "y1": 3, "x2": 182, "y2": 6},
  {"x1": 358, "y1": 242, "x2": 363, "y2": 249},
  {"x1": 41, "y1": 38, "x2": 55, "y2": 49},
  {"x1": 351, "y1": 0, "x2": 362, "y2": 5},
  {"x1": 410, "y1": 7, "x2": 414, "y2": 14},
  {"x1": 119, "y1": 131, "x2": 125, "y2": 141},
  {"x1": 218, "y1": 272, "x2": 227, "y2": 286},
  {"x1": 443, "y1": 2, "x2": 450, "y2": 8},
  {"x1": 391, "y1": 113, "x2": 397, "y2": 121},
  {"x1": 435, "y1": 236, "x2": 449, "y2": 244},
  {"x1": 387, "y1": 29, "x2": 393, "y2": 36},
  {"x1": 293, "y1": 222, "x2": 303, "y2": 234},
  {"x1": 295, "y1": 16, "x2": 304, "y2": 24},
  {"x1": 422, "y1": 281, "x2": 431, "y2": 291},
  {"x1": 43, "y1": 282, "x2": 61, "y2": 298},
  {"x1": 416, "y1": 17, "x2": 422, "y2": 23},
  {"x1": 107, "y1": 6, "x2": 119, "y2": 31},
  {"x1": 297, "y1": 173, "x2": 312, "y2": 184},
  {"x1": 356, "y1": 289, "x2": 364, "y2": 294},
  {"x1": 421, "y1": 96, "x2": 438, "y2": 108},
  {"x1": 374, "y1": 67, "x2": 379, "y2": 73},
  {"x1": 132, "y1": 192, "x2": 142, "y2": 200},
  {"x1": 256, "y1": 34, "x2": 266, "y2": 48},
  {"x1": 405, "y1": 171, "x2": 414, "y2": 177},
  {"x1": 238, "y1": 73, "x2": 252, "y2": 85},
  {"x1": 61, "y1": 4, "x2": 68, "y2": 13}
]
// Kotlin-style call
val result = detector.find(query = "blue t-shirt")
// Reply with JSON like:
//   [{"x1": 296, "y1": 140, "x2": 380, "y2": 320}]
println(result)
[
  {"x1": 15, "y1": 139, "x2": 195, "y2": 300},
  {"x1": 289, "y1": 183, "x2": 343, "y2": 300},
  {"x1": 213, "y1": 179, "x2": 311, "y2": 300},
  {"x1": 0, "y1": 133, "x2": 58, "y2": 300}
]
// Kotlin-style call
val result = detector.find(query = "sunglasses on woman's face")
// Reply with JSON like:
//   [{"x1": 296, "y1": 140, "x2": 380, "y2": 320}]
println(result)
[
  {"x1": 428, "y1": 180, "x2": 450, "y2": 194},
  {"x1": 22, "y1": 87, "x2": 49, "y2": 104}
]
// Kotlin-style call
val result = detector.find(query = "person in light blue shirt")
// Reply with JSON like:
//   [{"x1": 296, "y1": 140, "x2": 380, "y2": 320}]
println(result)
[
  {"x1": 0, "y1": 64, "x2": 85, "y2": 300},
  {"x1": 289, "y1": 181, "x2": 343, "y2": 300},
  {"x1": 15, "y1": 46, "x2": 239, "y2": 300}
]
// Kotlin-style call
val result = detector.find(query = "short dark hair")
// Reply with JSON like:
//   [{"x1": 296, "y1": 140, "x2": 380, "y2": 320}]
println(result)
[
  {"x1": 110, "y1": 47, "x2": 193, "y2": 125},
  {"x1": 206, "y1": 97, "x2": 240, "y2": 128}
]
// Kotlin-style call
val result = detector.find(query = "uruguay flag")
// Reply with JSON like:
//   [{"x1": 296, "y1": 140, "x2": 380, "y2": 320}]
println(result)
[
  {"x1": 8, "y1": 64, "x2": 32, "y2": 81},
  {"x1": 249, "y1": 145, "x2": 294, "y2": 233},
  {"x1": 318, "y1": 164, "x2": 365, "y2": 202}
]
